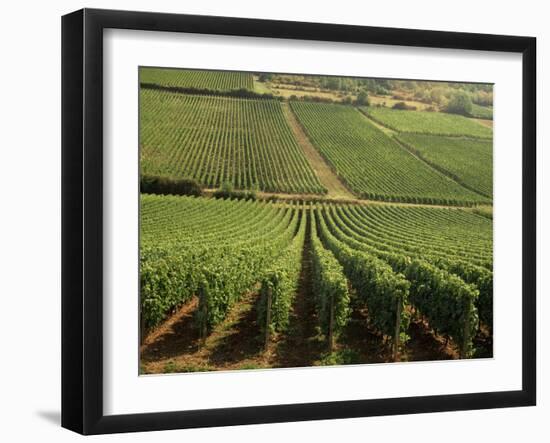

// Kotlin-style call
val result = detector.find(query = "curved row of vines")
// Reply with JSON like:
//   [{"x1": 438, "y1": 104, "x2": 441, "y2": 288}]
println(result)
[{"x1": 141, "y1": 195, "x2": 492, "y2": 360}]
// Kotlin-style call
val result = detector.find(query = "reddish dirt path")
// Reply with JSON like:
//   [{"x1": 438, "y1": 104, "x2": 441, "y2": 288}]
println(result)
[
  {"x1": 273, "y1": 213, "x2": 325, "y2": 367},
  {"x1": 140, "y1": 290, "x2": 271, "y2": 374}
]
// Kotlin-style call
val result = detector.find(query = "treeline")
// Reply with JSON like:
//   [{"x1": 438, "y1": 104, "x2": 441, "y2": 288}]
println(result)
[
  {"x1": 264, "y1": 73, "x2": 392, "y2": 95},
  {"x1": 287, "y1": 91, "x2": 369, "y2": 106},
  {"x1": 140, "y1": 176, "x2": 260, "y2": 201},
  {"x1": 212, "y1": 181, "x2": 258, "y2": 201}
]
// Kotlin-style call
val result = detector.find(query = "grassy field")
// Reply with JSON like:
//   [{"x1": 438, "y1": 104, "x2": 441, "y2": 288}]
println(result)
[
  {"x1": 253, "y1": 76, "x2": 273, "y2": 94},
  {"x1": 363, "y1": 107, "x2": 493, "y2": 138},
  {"x1": 271, "y1": 84, "x2": 349, "y2": 101},
  {"x1": 470, "y1": 104, "x2": 493, "y2": 120},
  {"x1": 368, "y1": 94, "x2": 435, "y2": 111},
  {"x1": 140, "y1": 89, "x2": 325, "y2": 194},
  {"x1": 291, "y1": 102, "x2": 490, "y2": 205}
]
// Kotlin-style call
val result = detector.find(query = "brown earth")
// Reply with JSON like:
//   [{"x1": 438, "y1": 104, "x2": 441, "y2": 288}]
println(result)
[
  {"x1": 272, "y1": 216, "x2": 326, "y2": 367},
  {"x1": 139, "y1": 225, "x2": 484, "y2": 374},
  {"x1": 473, "y1": 118, "x2": 494, "y2": 128},
  {"x1": 201, "y1": 188, "x2": 488, "y2": 211},
  {"x1": 140, "y1": 289, "x2": 271, "y2": 374}
]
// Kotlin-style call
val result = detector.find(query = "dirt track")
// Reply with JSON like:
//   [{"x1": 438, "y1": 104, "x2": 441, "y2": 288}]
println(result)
[{"x1": 282, "y1": 102, "x2": 356, "y2": 200}]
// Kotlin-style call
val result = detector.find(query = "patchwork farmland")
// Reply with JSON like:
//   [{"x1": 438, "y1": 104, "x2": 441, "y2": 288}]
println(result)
[{"x1": 139, "y1": 68, "x2": 493, "y2": 373}]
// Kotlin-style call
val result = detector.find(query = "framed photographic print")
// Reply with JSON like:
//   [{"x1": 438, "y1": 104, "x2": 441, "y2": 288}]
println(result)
[{"x1": 61, "y1": 8, "x2": 536, "y2": 435}]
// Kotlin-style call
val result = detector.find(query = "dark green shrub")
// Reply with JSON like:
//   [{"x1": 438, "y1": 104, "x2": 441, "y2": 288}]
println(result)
[
  {"x1": 446, "y1": 91, "x2": 473, "y2": 116},
  {"x1": 140, "y1": 175, "x2": 202, "y2": 196},
  {"x1": 392, "y1": 101, "x2": 417, "y2": 111}
]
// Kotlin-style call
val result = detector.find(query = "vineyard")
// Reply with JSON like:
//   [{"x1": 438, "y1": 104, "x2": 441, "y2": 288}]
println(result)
[
  {"x1": 140, "y1": 194, "x2": 303, "y2": 330},
  {"x1": 470, "y1": 104, "x2": 493, "y2": 120},
  {"x1": 140, "y1": 195, "x2": 493, "y2": 372},
  {"x1": 140, "y1": 89, "x2": 325, "y2": 194},
  {"x1": 140, "y1": 67, "x2": 254, "y2": 91},
  {"x1": 290, "y1": 101, "x2": 489, "y2": 205},
  {"x1": 396, "y1": 134, "x2": 493, "y2": 198},
  {"x1": 316, "y1": 204, "x2": 493, "y2": 332},
  {"x1": 138, "y1": 68, "x2": 494, "y2": 374},
  {"x1": 363, "y1": 106, "x2": 493, "y2": 138}
]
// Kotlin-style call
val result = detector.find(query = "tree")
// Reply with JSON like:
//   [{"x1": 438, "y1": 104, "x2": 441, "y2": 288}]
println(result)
[
  {"x1": 325, "y1": 77, "x2": 340, "y2": 90},
  {"x1": 342, "y1": 95, "x2": 353, "y2": 105},
  {"x1": 258, "y1": 73, "x2": 273, "y2": 82},
  {"x1": 355, "y1": 90, "x2": 370, "y2": 106},
  {"x1": 446, "y1": 91, "x2": 473, "y2": 116},
  {"x1": 430, "y1": 87, "x2": 447, "y2": 107}
]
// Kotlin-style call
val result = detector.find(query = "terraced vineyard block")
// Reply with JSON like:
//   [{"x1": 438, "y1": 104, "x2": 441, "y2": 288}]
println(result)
[
  {"x1": 140, "y1": 67, "x2": 254, "y2": 91},
  {"x1": 364, "y1": 106, "x2": 493, "y2": 138},
  {"x1": 291, "y1": 102, "x2": 488, "y2": 204},
  {"x1": 140, "y1": 90, "x2": 325, "y2": 194}
]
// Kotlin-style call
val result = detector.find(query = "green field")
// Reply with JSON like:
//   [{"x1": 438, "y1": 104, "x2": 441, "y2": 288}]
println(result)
[
  {"x1": 141, "y1": 194, "x2": 302, "y2": 329},
  {"x1": 470, "y1": 104, "x2": 493, "y2": 120},
  {"x1": 320, "y1": 204, "x2": 492, "y2": 267},
  {"x1": 291, "y1": 102, "x2": 489, "y2": 205},
  {"x1": 140, "y1": 195, "x2": 493, "y2": 367},
  {"x1": 140, "y1": 89, "x2": 325, "y2": 194},
  {"x1": 363, "y1": 106, "x2": 493, "y2": 138},
  {"x1": 316, "y1": 203, "x2": 492, "y2": 350},
  {"x1": 140, "y1": 67, "x2": 254, "y2": 91},
  {"x1": 139, "y1": 70, "x2": 494, "y2": 372},
  {"x1": 396, "y1": 134, "x2": 493, "y2": 198}
]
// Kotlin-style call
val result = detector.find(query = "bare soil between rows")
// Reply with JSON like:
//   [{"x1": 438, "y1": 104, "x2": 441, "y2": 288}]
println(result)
[{"x1": 140, "y1": 233, "x2": 492, "y2": 375}]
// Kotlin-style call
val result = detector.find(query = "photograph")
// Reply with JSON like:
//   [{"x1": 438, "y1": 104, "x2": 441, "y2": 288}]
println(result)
[
  {"x1": 138, "y1": 67, "x2": 494, "y2": 375},
  {"x1": 0, "y1": 0, "x2": 543, "y2": 439}
]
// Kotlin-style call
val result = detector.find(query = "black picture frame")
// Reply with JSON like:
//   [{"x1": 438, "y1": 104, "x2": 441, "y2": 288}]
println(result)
[{"x1": 61, "y1": 8, "x2": 536, "y2": 435}]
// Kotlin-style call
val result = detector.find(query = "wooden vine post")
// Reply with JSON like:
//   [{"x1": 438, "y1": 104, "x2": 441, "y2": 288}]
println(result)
[
  {"x1": 328, "y1": 294, "x2": 334, "y2": 353},
  {"x1": 140, "y1": 309, "x2": 145, "y2": 347},
  {"x1": 198, "y1": 285, "x2": 208, "y2": 349},
  {"x1": 264, "y1": 287, "x2": 272, "y2": 351},
  {"x1": 460, "y1": 299, "x2": 472, "y2": 359},
  {"x1": 393, "y1": 295, "x2": 402, "y2": 362}
]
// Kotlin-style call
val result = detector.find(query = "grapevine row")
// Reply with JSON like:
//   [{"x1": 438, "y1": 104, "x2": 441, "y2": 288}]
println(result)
[
  {"x1": 141, "y1": 196, "x2": 492, "y2": 356},
  {"x1": 316, "y1": 208, "x2": 480, "y2": 356},
  {"x1": 140, "y1": 195, "x2": 300, "y2": 329},
  {"x1": 140, "y1": 90, "x2": 326, "y2": 194},
  {"x1": 363, "y1": 106, "x2": 493, "y2": 139},
  {"x1": 290, "y1": 101, "x2": 489, "y2": 205},
  {"x1": 395, "y1": 133, "x2": 493, "y2": 198},
  {"x1": 313, "y1": 210, "x2": 409, "y2": 355},
  {"x1": 310, "y1": 211, "x2": 351, "y2": 349},
  {"x1": 325, "y1": 204, "x2": 493, "y2": 326},
  {"x1": 257, "y1": 206, "x2": 307, "y2": 336},
  {"x1": 140, "y1": 67, "x2": 254, "y2": 91}
]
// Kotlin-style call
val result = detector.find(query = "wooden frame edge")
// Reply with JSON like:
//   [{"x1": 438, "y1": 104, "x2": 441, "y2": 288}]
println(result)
[{"x1": 61, "y1": 8, "x2": 537, "y2": 435}]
